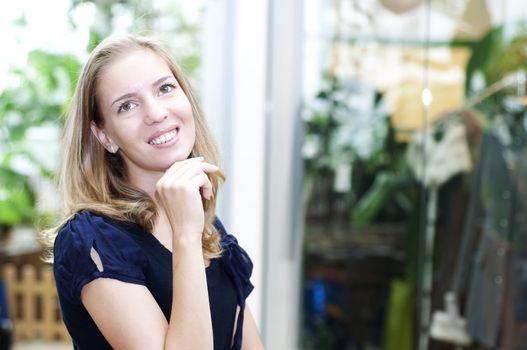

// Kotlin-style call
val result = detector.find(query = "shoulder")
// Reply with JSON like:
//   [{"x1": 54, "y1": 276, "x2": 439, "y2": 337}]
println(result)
[
  {"x1": 54, "y1": 211, "x2": 141, "y2": 253},
  {"x1": 53, "y1": 211, "x2": 147, "y2": 303},
  {"x1": 214, "y1": 217, "x2": 254, "y2": 299}
]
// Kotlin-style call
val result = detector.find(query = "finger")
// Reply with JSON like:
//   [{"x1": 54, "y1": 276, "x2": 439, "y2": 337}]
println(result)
[
  {"x1": 164, "y1": 159, "x2": 205, "y2": 179},
  {"x1": 199, "y1": 163, "x2": 219, "y2": 174},
  {"x1": 201, "y1": 177, "x2": 214, "y2": 201},
  {"x1": 177, "y1": 164, "x2": 208, "y2": 182},
  {"x1": 176, "y1": 156, "x2": 204, "y2": 165},
  {"x1": 157, "y1": 162, "x2": 196, "y2": 191},
  {"x1": 165, "y1": 156, "x2": 204, "y2": 174},
  {"x1": 191, "y1": 172, "x2": 213, "y2": 200},
  {"x1": 165, "y1": 158, "x2": 219, "y2": 178},
  {"x1": 169, "y1": 162, "x2": 219, "y2": 181}
]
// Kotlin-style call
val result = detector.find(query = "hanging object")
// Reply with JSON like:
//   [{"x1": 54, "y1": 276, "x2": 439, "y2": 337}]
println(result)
[
  {"x1": 379, "y1": 0, "x2": 422, "y2": 14},
  {"x1": 430, "y1": 292, "x2": 472, "y2": 346},
  {"x1": 406, "y1": 121, "x2": 473, "y2": 188}
]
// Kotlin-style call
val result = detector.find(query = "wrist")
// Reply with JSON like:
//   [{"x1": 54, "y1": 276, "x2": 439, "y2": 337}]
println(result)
[{"x1": 171, "y1": 231, "x2": 203, "y2": 248}]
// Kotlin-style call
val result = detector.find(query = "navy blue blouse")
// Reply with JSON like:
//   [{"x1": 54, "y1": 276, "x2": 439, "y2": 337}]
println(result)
[{"x1": 53, "y1": 211, "x2": 254, "y2": 350}]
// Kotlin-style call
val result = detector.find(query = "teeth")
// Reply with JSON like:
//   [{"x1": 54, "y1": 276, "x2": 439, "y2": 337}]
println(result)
[{"x1": 149, "y1": 130, "x2": 177, "y2": 145}]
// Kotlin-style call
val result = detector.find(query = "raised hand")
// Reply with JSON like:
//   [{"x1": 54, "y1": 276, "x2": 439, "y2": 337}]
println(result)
[{"x1": 155, "y1": 157, "x2": 219, "y2": 242}]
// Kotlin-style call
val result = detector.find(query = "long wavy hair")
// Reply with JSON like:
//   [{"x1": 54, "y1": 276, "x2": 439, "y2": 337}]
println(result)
[{"x1": 42, "y1": 34, "x2": 224, "y2": 260}]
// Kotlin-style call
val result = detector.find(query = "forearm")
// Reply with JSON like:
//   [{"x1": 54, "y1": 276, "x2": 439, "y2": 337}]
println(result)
[
  {"x1": 165, "y1": 237, "x2": 213, "y2": 349},
  {"x1": 154, "y1": 158, "x2": 219, "y2": 349}
]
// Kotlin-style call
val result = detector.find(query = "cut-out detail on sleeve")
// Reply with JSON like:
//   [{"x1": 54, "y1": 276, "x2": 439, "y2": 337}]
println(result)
[{"x1": 90, "y1": 246, "x2": 104, "y2": 272}]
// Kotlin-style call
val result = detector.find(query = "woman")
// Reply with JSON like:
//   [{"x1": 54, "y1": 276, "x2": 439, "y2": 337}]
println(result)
[{"x1": 45, "y1": 34, "x2": 264, "y2": 350}]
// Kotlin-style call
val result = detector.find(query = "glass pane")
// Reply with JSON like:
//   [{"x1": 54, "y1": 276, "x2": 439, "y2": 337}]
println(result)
[
  {"x1": 427, "y1": 17, "x2": 527, "y2": 350},
  {"x1": 300, "y1": 1, "x2": 527, "y2": 349}
]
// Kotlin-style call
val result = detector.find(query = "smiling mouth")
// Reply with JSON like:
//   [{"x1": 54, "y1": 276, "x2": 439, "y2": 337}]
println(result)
[{"x1": 148, "y1": 128, "x2": 179, "y2": 145}]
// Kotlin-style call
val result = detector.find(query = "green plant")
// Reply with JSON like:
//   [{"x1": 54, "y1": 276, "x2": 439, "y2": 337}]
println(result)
[
  {"x1": 69, "y1": 0, "x2": 203, "y2": 77},
  {"x1": 0, "y1": 0, "x2": 205, "y2": 236},
  {"x1": 0, "y1": 50, "x2": 80, "y2": 229},
  {"x1": 0, "y1": 166, "x2": 35, "y2": 230},
  {"x1": 303, "y1": 72, "x2": 415, "y2": 227}
]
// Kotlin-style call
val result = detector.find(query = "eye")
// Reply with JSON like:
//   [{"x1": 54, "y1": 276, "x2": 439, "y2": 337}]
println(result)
[
  {"x1": 159, "y1": 83, "x2": 176, "y2": 95},
  {"x1": 117, "y1": 101, "x2": 138, "y2": 113}
]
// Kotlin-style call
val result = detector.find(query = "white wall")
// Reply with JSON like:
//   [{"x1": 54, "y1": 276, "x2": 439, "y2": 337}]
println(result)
[
  {"x1": 202, "y1": 1, "x2": 305, "y2": 348},
  {"x1": 262, "y1": 0, "x2": 305, "y2": 348},
  {"x1": 202, "y1": 0, "x2": 268, "y2": 329}
]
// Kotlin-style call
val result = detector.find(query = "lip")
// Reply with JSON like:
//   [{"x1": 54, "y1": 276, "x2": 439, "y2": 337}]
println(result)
[{"x1": 146, "y1": 125, "x2": 179, "y2": 144}]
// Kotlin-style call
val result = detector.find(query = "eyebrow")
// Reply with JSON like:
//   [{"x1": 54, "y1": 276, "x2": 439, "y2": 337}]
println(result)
[{"x1": 110, "y1": 75, "x2": 175, "y2": 107}]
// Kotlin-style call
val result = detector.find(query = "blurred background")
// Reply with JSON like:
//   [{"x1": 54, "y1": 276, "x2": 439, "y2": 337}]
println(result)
[{"x1": 1, "y1": 0, "x2": 527, "y2": 349}]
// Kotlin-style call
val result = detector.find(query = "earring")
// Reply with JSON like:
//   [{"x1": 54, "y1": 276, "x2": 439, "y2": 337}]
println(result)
[{"x1": 109, "y1": 146, "x2": 115, "y2": 153}]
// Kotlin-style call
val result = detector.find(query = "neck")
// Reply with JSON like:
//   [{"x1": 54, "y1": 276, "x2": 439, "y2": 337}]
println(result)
[{"x1": 126, "y1": 166, "x2": 164, "y2": 201}]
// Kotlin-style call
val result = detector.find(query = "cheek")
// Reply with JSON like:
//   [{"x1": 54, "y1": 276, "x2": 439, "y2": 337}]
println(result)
[
  {"x1": 110, "y1": 122, "x2": 142, "y2": 147},
  {"x1": 188, "y1": 118, "x2": 197, "y2": 142}
]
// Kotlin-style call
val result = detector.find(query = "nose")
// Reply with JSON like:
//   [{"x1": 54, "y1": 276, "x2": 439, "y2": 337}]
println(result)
[{"x1": 143, "y1": 97, "x2": 168, "y2": 124}]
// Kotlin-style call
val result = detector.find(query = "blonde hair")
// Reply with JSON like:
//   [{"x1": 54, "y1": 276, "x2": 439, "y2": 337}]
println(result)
[{"x1": 42, "y1": 34, "x2": 224, "y2": 260}]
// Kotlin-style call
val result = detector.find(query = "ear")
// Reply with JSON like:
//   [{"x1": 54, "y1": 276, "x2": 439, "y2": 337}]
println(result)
[{"x1": 90, "y1": 121, "x2": 119, "y2": 153}]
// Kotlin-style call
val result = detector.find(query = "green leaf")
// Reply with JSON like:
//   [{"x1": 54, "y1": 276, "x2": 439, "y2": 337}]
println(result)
[
  {"x1": 0, "y1": 166, "x2": 36, "y2": 225},
  {"x1": 351, "y1": 172, "x2": 403, "y2": 228},
  {"x1": 466, "y1": 22, "x2": 527, "y2": 95}
]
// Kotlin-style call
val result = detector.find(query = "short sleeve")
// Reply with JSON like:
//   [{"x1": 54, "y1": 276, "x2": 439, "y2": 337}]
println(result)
[
  {"x1": 214, "y1": 217, "x2": 254, "y2": 349},
  {"x1": 214, "y1": 218, "x2": 254, "y2": 300},
  {"x1": 53, "y1": 211, "x2": 147, "y2": 304}
]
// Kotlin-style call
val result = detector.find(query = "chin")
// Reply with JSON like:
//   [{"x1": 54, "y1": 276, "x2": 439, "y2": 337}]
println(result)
[{"x1": 163, "y1": 151, "x2": 193, "y2": 168}]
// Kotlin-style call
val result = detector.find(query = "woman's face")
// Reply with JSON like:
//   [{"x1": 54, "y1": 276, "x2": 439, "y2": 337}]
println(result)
[{"x1": 92, "y1": 48, "x2": 196, "y2": 176}]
